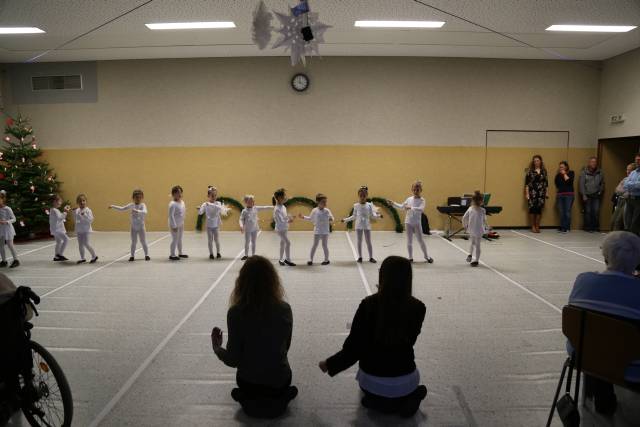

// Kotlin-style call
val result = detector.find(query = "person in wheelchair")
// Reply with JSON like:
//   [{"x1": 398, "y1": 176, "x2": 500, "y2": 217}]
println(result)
[{"x1": 568, "y1": 231, "x2": 640, "y2": 415}]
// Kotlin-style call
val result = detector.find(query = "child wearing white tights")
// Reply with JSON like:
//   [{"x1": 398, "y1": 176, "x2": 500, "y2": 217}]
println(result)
[
  {"x1": 49, "y1": 195, "x2": 70, "y2": 262},
  {"x1": 110, "y1": 188, "x2": 149, "y2": 261},
  {"x1": 300, "y1": 193, "x2": 334, "y2": 266},
  {"x1": 239, "y1": 195, "x2": 272, "y2": 260},
  {"x1": 462, "y1": 191, "x2": 488, "y2": 267},
  {"x1": 389, "y1": 181, "x2": 433, "y2": 264},
  {"x1": 199, "y1": 186, "x2": 227, "y2": 260},
  {"x1": 168, "y1": 185, "x2": 187, "y2": 261},
  {"x1": 0, "y1": 191, "x2": 19, "y2": 268},
  {"x1": 273, "y1": 188, "x2": 296, "y2": 266},
  {"x1": 342, "y1": 186, "x2": 382, "y2": 263},
  {"x1": 74, "y1": 194, "x2": 98, "y2": 264}
]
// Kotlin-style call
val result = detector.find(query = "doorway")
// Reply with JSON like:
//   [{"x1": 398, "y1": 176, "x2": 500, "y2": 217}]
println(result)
[{"x1": 598, "y1": 136, "x2": 640, "y2": 231}]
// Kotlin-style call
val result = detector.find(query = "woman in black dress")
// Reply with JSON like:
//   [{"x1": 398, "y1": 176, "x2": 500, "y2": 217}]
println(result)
[{"x1": 524, "y1": 155, "x2": 548, "y2": 233}]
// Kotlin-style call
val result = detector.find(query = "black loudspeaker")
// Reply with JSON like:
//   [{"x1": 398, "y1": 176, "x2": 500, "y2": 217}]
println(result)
[{"x1": 301, "y1": 26, "x2": 314, "y2": 41}]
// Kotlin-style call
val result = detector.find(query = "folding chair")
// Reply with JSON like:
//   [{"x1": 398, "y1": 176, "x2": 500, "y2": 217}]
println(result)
[{"x1": 546, "y1": 305, "x2": 640, "y2": 426}]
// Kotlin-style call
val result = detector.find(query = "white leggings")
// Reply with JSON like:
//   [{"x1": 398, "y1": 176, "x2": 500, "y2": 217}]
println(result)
[
  {"x1": 207, "y1": 227, "x2": 220, "y2": 255},
  {"x1": 277, "y1": 230, "x2": 291, "y2": 261},
  {"x1": 244, "y1": 230, "x2": 258, "y2": 256},
  {"x1": 0, "y1": 237, "x2": 17, "y2": 261},
  {"x1": 170, "y1": 225, "x2": 184, "y2": 257},
  {"x1": 356, "y1": 229, "x2": 373, "y2": 259},
  {"x1": 469, "y1": 236, "x2": 482, "y2": 262},
  {"x1": 77, "y1": 232, "x2": 96, "y2": 260},
  {"x1": 54, "y1": 232, "x2": 69, "y2": 256},
  {"x1": 131, "y1": 228, "x2": 149, "y2": 257},
  {"x1": 310, "y1": 234, "x2": 329, "y2": 262},
  {"x1": 406, "y1": 223, "x2": 428, "y2": 259}
]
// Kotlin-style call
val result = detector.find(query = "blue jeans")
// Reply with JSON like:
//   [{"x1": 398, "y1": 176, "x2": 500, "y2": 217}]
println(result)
[
  {"x1": 583, "y1": 196, "x2": 601, "y2": 231},
  {"x1": 556, "y1": 194, "x2": 574, "y2": 231}
]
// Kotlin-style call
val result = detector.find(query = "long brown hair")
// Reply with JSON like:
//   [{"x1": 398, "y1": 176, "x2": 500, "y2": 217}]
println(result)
[
  {"x1": 375, "y1": 256, "x2": 414, "y2": 345},
  {"x1": 230, "y1": 255, "x2": 285, "y2": 313},
  {"x1": 529, "y1": 155, "x2": 546, "y2": 172}
]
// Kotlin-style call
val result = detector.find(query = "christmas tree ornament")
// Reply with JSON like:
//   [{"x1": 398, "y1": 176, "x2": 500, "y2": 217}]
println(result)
[
  {"x1": 19, "y1": 220, "x2": 25, "y2": 227},
  {"x1": 30, "y1": 185, "x2": 35, "y2": 192},
  {"x1": 251, "y1": 0, "x2": 273, "y2": 50},
  {"x1": 3, "y1": 137, "x2": 9, "y2": 143},
  {"x1": 31, "y1": 143, "x2": 37, "y2": 149}
]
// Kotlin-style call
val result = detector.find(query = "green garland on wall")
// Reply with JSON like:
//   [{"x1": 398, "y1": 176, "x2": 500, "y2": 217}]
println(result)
[
  {"x1": 345, "y1": 197, "x2": 404, "y2": 233},
  {"x1": 196, "y1": 196, "x2": 244, "y2": 231},
  {"x1": 270, "y1": 196, "x2": 332, "y2": 232}
]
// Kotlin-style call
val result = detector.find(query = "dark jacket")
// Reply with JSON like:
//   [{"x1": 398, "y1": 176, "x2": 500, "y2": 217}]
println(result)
[
  {"x1": 554, "y1": 171, "x2": 575, "y2": 194},
  {"x1": 215, "y1": 301, "x2": 293, "y2": 388},
  {"x1": 326, "y1": 293, "x2": 426, "y2": 378},
  {"x1": 579, "y1": 167, "x2": 604, "y2": 197}
]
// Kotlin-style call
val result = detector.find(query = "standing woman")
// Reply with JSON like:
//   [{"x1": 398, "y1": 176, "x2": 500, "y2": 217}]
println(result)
[
  {"x1": 611, "y1": 163, "x2": 635, "y2": 231},
  {"x1": 555, "y1": 161, "x2": 575, "y2": 233},
  {"x1": 524, "y1": 155, "x2": 549, "y2": 233},
  {"x1": 210, "y1": 256, "x2": 297, "y2": 418}
]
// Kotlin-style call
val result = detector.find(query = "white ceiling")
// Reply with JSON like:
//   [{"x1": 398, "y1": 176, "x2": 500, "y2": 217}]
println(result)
[{"x1": 0, "y1": 0, "x2": 639, "y2": 63}]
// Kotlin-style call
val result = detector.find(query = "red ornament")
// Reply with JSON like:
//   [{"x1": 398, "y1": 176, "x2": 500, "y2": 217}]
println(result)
[
  {"x1": 5, "y1": 118, "x2": 13, "y2": 126},
  {"x1": 0, "y1": 173, "x2": 4, "y2": 180}
]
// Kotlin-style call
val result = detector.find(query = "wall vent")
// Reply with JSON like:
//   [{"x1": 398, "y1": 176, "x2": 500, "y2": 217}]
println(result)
[{"x1": 31, "y1": 74, "x2": 82, "y2": 91}]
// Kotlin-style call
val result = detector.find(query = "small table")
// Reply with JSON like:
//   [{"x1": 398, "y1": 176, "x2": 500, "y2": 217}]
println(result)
[{"x1": 436, "y1": 205, "x2": 503, "y2": 241}]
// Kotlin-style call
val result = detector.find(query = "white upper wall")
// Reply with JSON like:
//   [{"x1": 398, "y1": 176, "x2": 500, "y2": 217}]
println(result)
[
  {"x1": 598, "y1": 47, "x2": 640, "y2": 139},
  {"x1": 5, "y1": 57, "x2": 601, "y2": 148}
]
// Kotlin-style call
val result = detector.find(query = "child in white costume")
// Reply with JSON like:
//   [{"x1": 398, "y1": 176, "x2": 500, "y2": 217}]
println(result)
[
  {"x1": 49, "y1": 195, "x2": 70, "y2": 262},
  {"x1": 299, "y1": 193, "x2": 334, "y2": 265},
  {"x1": 74, "y1": 194, "x2": 98, "y2": 264},
  {"x1": 273, "y1": 188, "x2": 296, "y2": 266},
  {"x1": 109, "y1": 188, "x2": 149, "y2": 261},
  {"x1": 342, "y1": 186, "x2": 382, "y2": 263},
  {"x1": 389, "y1": 181, "x2": 433, "y2": 263},
  {"x1": 0, "y1": 191, "x2": 19, "y2": 268},
  {"x1": 199, "y1": 186, "x2": 228, "y2": 260},
  {"x1": 462, "y1": 191, "x2": 488, "y2": 267},
  {"x1": 168, "y1": 185, "x2": 188, "y2": 261},
  {"x1": 239, "y1": 195, "x2": 272, "y2": 260}
]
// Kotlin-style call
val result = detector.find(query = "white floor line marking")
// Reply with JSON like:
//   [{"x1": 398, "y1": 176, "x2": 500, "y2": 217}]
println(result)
[
  {"x1": 40, "y1": 234, "x2": 169, "y2": 298},
  {"x1": 441, "y1": 238, "x2": 562, "y2": 314},
  {"x1": 5, "y1": 238, "x2": 76, "y2": 262},
  {"x1": 88, "y1": 246, "x2": 246, "y2": 427},
  {"x1": 510, "y1": 230, "x2": 604, "y2": 264},
  {"x1": 344, "y1": 232, "x2": 373, "y2": 296}
]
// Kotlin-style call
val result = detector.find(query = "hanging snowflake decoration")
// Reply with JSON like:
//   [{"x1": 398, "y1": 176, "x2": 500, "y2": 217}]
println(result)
[
  {"x1": 251, "y1": 0, "x2": 273, "y2": 50},
  {"x1": 272, "y1": 10, "x2": 331, "y2": 66}
]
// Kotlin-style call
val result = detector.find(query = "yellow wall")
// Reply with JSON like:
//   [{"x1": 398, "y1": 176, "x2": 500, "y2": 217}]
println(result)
[{"x1": 43, "y1": 145, "x2": 595, "y2": 232}]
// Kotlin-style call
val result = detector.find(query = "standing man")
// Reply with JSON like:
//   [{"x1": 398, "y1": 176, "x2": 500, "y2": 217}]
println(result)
[
  {"x1": 579, "y1": 156, "x2": 605, "y2": 232},
  {"x1": 623, "y1": 153, "x2": 640, "y2": 234}
]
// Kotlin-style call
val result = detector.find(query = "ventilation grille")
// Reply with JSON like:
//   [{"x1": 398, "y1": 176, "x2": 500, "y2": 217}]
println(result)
[{"x1": 31, "y1": 75, "x2": 82, "y2": 91}]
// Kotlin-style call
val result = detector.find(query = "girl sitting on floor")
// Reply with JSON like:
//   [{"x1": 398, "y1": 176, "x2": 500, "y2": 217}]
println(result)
[
  {"x1": 211, "y1": 255, "x2": 298, "y2": 418},
  {"x1": 319, "y1": 256, "x2": 428, "y2": 417}
]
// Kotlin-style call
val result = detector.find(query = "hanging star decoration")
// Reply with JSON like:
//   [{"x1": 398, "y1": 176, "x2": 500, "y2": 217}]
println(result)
[
  {"x1": 271, "y1": 2, "x2": 331, "y2": 66},
  {"x1": 251, "y1": 0, "x2": 273, "y2": 50}
]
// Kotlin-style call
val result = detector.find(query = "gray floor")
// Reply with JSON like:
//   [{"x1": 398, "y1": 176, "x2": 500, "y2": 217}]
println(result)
[{"x1": 4, "y1": 230, "x2": 639, "y2": 427}]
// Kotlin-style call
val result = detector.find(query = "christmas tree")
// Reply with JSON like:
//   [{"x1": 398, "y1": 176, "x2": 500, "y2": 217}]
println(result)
[{"x1": 1, "y1": 114, "x2": 63, "y2": 238}]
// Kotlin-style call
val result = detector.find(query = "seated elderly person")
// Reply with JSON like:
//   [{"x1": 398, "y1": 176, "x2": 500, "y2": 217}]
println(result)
[{"x1": 568, "y1": 231, "x2": 640, "y2": 415}]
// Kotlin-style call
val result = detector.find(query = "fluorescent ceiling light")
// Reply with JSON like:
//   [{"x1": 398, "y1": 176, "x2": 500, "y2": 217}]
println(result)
[
  {"x1": 355, "y1": 20, "x2": 445, "y2": 28},
  {"x1": 145, "y1": 22, "x2": 236, "y2": 30},
  {"x1": 0, "y1": 27, "x2": 45, "y2": 34},
  {"x1": 546, "y1": 24, "x2": 636, "y2": 33}
]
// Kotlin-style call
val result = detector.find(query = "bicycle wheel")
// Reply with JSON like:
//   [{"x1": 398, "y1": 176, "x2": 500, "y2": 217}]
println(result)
[{"x1": 21, "y1": 341, "x2": 73, "y2": 427}]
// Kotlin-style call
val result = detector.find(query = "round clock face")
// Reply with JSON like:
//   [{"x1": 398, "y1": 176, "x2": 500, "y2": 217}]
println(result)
[{"x1": 291, "y1": 73, "x2": 310, "y2": 92}]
